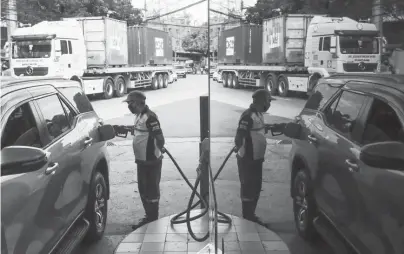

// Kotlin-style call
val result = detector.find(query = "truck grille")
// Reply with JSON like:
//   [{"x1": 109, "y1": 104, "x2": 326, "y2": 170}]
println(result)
[
  {"x1": 14, "y1": 67, "x2": 49, "y2": 76},
  {"x1": 343, "y1": 63, "x2": 378, "y2": 72}
]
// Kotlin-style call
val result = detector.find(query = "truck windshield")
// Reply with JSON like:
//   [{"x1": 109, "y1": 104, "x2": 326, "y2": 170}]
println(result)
[
  {"x1": 174, "y1": 66, "x2": 184, "y2": 69},
  {"x1": 339, "y1": 35, "x2": 379, "y2": 54},
  {"x1": 12, "y1": 39, "x2": 52, "y2": 59}
]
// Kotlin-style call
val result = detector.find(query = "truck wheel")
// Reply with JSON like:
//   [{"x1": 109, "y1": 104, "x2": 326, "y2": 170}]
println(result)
[
  {"x1": 228, "y1": 73, "x2": 234, "y2": 88},
  {"x1": 83, "y1": 171, "x2": 108, "y2": 243},
  {"x1": 277, "y1": 76, "x2": 289, "y2": 97},
  {"x1": 158, "y1": 74, "x2": 163, "y2": 89},
  {"x1": 233, "y1": 75, "x2": 240, "y2": 89},
  {"x1": 266, "y1": 74, "x2": 278, "y2": 95},
  {"x1": 114, "y1": 77, "x2": 126, "y2": 97},
  {"x1": 103, "y1": 78, "x2": 114, "y2": 99},
  {"x1": 163, "y1": 74, "x2": 169, "y2": 88},
  {"x1": 151, "y1": 75, "x2": 158, "y2": 90},
  {"x1": 222, "y1": 73, "x2": 228, "y2": 87}
]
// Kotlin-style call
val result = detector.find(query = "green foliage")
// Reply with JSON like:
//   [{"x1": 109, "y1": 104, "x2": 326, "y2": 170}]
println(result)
[
  {"x1": 1, "y1": 0, "x2": 143, "y2": 25},
  {"x1": 244, "y1": 0, "x2": 403, "y2": 24},
  {"x1": 182, "y1": 29, "x2": 208, "y2": 55}
]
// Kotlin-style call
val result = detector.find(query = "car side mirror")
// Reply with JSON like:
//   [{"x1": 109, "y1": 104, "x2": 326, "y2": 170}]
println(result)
[
  {"x1": 1, "y1": 146, "x2": 48, "y2": 176},
  {"x1": 360, "y1": 141, "x2": 404, "y2": 170},
  {"x1": 98, "y1": 124, "x2": 115, "y2": 141},
  {"x1": 283, "y1": 122, "x2": 302, "y2": 140}
]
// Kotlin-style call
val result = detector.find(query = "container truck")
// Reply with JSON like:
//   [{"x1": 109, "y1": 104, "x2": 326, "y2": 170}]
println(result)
[
  {"x1": 217, "y1": 15, "x2": 382, "y2": 97},
  {"x1": 9, "y1": 16, "x2": 173, "y2": 99}
]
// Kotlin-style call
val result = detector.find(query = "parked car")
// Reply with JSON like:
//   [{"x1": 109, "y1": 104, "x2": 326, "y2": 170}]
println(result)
[
  {"x1": 174, "y1": 65, "x2": 187, "y2": 78},
  {"x1": 1, "y1": 77, "x2": 115, "y2": 254},
  {"x1": 168, "y1": 70, "x2": 177, "y2": 83},
  {"x1": 285, "y1": 74, "x2": 404, "y2": 254}
]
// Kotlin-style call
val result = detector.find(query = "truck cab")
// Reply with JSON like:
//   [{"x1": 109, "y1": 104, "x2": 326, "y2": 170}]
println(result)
[
  {"x1": 10, "y1": 20, "x2": 87, "y2": 79},
  {"x1": 305, "y1": 16, "x2": 381, "y2": 78}
]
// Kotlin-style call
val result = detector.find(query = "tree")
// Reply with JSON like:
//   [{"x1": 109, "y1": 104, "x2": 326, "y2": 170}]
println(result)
[
  {"x1": 1, "y1": 0, "x2": 143, "y2": 26},
  {"x1": 244, "y1": 0, "x2": 403, "y2": 24},
  {"x1": 182, "y1": 29, "x2": 208, "y2": 55}
]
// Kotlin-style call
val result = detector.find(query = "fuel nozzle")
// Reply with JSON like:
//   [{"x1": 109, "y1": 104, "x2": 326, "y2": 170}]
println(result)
[
  {"x1": 112, "y1": 125, "x2": 135, "y2": 138},
  {"x1": 266, "y1": 123, "x2": 287, "y2": 137}
]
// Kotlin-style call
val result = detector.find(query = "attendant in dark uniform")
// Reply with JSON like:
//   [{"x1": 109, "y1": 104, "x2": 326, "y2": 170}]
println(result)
[
  {"x1": 234, "y1": 89, "x2": 283, "y2": 223},
  {"x1": 123, "y1": 91, "x2": 165, "y2": 229}
]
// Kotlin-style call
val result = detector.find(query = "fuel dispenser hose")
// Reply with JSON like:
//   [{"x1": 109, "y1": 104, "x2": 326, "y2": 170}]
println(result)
[{"x1": 164, "y1": 147, "x2": 234, "y2": 242}]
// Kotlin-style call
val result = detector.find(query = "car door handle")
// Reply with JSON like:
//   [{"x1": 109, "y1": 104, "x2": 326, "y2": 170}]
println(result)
[
  {"x1": 307, "y1": 134, "x2": 318, "y2": 143},
  {"x1": 84, "y1": 137, "x2": 93, "y2": 146},
  {"x1": 345, "y1": 159, "x2": 359, "y2": 172},
  {"x1": 45, "y1": 162, "x2": 59, "y2": 175}
]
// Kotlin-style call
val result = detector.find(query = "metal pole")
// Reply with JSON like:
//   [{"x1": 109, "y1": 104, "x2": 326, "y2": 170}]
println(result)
[
  {"x1": 372, "y1": 0, "x2": 383, "y2": 36},
  {"x1": 199, "y1": 96, "x2": 209, "y2": 209},
  {"x1": 7, "y1": 0, "x2": 18, "y2": 41}
]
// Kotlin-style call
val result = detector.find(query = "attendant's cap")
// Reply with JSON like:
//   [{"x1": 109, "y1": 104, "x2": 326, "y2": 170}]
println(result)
[{"x1": 123, "y1": 91, "x2": 146, "y2": 103}]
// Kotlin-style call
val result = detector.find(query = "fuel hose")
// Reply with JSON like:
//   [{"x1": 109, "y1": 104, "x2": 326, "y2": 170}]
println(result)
[{"x1": 164, "y1": 147, "x2": 235, "y2": 242}]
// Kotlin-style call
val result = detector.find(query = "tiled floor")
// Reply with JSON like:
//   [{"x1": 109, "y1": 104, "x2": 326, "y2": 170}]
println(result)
[{"x1": 114, "y1": 210, "x2": 290, "y2": 254}]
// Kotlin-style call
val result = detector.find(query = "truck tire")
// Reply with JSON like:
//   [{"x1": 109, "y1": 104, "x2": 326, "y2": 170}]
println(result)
[
  {"x1": 228, "y1": 73, "x2": 234, "y2": 88},
  {"x1": 151, "y1": 75, "x2": 158, "y2": 90},
  {"x1": 158, "y1": 74, "x2": 163, "y2": 89},
  {"x1": 266, "y1": 74, "x2": 278, "y2": 95},
  {"x1": 103, "y1": 78, "x2": 114, "y2": 99},
  {"x1": 277, "y1": 76, "x2": 289, "y2": 97},
  {"x1": 114, "y1": 76, "x2": 126, "y2": 97},
  {"x1": 222, "y1": 73, "x2": 228, "y2": 87},
  {"x1": 232, "y1": 74, "x2": 240, "y2": 89},
  {"x1": 83, "y1": 171, "x2": 108, "y2": 243},
  {"x1": 163, "y1": 73, "x2": 169, "y2": 88}
]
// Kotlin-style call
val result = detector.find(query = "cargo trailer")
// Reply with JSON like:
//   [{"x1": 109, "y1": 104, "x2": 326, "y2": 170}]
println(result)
[
  {"x1": 128, "y1": 26, "x2": 173, "y2": 66},
  {"x1": 217, "y1": 15, "x2": 382, "y2": 97},
  {"x1": 218, "y1": 24, "x2": 262, "y2": 65},
  {"x1": 9, "y1": 17, "x2": 174, "y2": 100}
]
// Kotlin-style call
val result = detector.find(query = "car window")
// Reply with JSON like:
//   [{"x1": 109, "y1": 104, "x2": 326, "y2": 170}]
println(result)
[
  {"x1": 324, "y1": 90, "x2": 367, "y2": 140},
  {"x1": 362, "y1": 98, "x2": 404, "y2": 145},
  {"x1": 1, "y1": 103, "x2": 42, "y2": 149},
  {"x1": 304, "y1": 83, "x2": 340, "y2": 111},
  {"x1": 36, "y1": 94, "x2": 71, "y2": 143},
  {"x1": 58, "y1": 87, "x2": 94, "y2": 114}
]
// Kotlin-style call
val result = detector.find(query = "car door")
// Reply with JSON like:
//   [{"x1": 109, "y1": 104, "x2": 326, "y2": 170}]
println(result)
[
  {"x1": 310, "y1": 88, "x2": 369, "y2": 234},
  {"x1": 1, "y1": 97, "x2": 65, "y2": 254},
  {"x1": 56, "y1": 85, "x2": 104, "y2": 223},
  {"x1": 349, "y1": 94, "x2": 404, "y2": 254},
  {"x1": 31, "y1": 91, "x2": 85, "y2": 242}
]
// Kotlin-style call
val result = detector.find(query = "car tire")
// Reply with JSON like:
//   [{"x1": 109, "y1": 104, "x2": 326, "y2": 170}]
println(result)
[
  {"x1": 83, "y1": 171, "x2": 108, "y2": 243},
  {"x1": 292, "y1": 169, "x2": 319, "y2": 242}
]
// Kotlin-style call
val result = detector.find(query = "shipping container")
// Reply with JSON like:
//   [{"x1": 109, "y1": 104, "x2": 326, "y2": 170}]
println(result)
[
  {"x1": 127, "y1": 26, "x2": 173, "y2": 66},
  {"x1": 262, "y1": 14, "x2": 313, "y2": 65},
  {"x1": 218, "y1": 24, "x2": 262, "y2": 65},
  {"x1": 63, "y1": 17, "x2": 128, "y2": 68}
]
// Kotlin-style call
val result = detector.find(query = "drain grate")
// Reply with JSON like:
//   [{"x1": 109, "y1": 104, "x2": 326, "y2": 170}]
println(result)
[{"x1": 107, "y1": 142, "x2": 116, "y2": 146}]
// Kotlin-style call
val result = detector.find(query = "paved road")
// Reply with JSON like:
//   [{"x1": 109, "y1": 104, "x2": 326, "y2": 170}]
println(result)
[{"x1": 77, "y1": 75, "x2": 332, "y2": 253}]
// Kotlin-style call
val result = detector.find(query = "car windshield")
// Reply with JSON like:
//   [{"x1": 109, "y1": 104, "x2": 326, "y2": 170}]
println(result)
[
  {"x1": 339, "y1": 35, "x2": 379, "y2": 54},
  {"x1": 12, "y1": 39, "x2": 52, "y2": 59}
]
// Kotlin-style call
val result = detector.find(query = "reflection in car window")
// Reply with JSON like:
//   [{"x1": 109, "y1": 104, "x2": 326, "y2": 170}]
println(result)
[
  {"x1": 1, "y1": 103, "x2": 42, "y2": 149},
  {"x1": 324, "y1": 91, "x2": 367, "y2": 140},
  {"x1": 304, "y1": 83, "x2": 340, "y2": 111},
  {"x1": 36, "y1": 95, "x2": 70, "y2": 143},
  {"x1": 362, "y1": 98, "x2": 404, "y2": 145},
  {"x1": 58, "y1": 87, "x2": 94, "y2": 113}
]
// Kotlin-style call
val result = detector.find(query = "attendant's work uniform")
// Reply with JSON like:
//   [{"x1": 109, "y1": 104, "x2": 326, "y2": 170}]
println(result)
[
  {"x1": 132, "y1": 105, "x2": 163, "y2": 220},
  {"x1": 235, "y1": 104, "x2": 267, "y2": 219}
]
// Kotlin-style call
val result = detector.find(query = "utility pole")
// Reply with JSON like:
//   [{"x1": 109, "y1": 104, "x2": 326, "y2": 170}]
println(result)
[
  {"x1": 372, "y1": 0, "x2": 383, "y2": 37},
  {"x1": 7, "y1": 0, "x2": 18, "y2": 41}
]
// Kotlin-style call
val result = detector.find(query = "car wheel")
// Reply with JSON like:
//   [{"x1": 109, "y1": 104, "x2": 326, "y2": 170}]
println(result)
[
  {"x1": 83, "y1": 171, "x2": 108, "y2": 243},
  {"x1": 293, "y1": 169, "x2": 319, "y2": 241}
]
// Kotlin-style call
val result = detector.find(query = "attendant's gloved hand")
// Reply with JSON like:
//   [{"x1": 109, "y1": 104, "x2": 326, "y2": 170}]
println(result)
[
  {"x1": 160, "y1": 147, "x2": 167, "y2": 154},
  {"x1": 233, "y1": 146, "x2": 239, "y2": 153}
]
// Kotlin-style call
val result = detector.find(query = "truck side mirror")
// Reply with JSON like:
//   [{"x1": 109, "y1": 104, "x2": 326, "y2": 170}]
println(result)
[
  {"x1": 55, "y1": 51, "x2": 61, "y2": 57},
  {"x1": 330, "y1": 48, "x2": 336, "y2": 54},
  {"x1": 330, "y1": 36, "x2": 337, "y2": 47}
]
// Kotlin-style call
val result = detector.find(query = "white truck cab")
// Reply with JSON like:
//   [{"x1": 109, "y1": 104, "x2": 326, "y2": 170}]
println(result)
[
  {"x1": 10, "y1": 20, "x2": 87, "y2": 79},
  {"x1": 305, "y1": 16, "x2": 381, "y2": 78}
]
